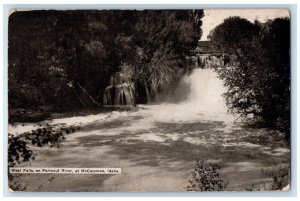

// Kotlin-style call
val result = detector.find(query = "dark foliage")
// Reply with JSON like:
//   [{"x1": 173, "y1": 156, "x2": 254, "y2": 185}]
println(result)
[
  {"x1": 8, "y1": 125, "x2": 79, "y2": 190},
  {"x1": 8, "y1": 134, "x2": 34, "y2": 167},
  {"x1": 21, "y1": 126, "x2": 65, "y2": 148},
  {"x1": 8, "y1": 108, "x2": 50, "y2": 124},
  {"x1": 8, "y1": 10, "x2": 204, "y2": 112},
  {"x1": 8, "y1": 126, "x2": 79, "y2": 167},
  {"x1": 209, "y1": 17, "x2": 290, "y2": 137},
  {"x1": 186, "y1": 160, "x2": 228, "y2": 191}
]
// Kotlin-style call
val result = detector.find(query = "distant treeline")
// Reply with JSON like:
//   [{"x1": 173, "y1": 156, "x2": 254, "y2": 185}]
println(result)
[
  {"x1": 8, "y1": 10, "x2": 204, "y2": 112},
  {"x1": 209, "y1": 16, "x2": 291, "y2": 136}
]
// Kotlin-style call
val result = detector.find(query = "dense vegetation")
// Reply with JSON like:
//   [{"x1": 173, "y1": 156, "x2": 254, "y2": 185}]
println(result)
[
  {"x1": 186, "y1": 159, "x2": 289, "y2": 191},
  {"x1": 187, "y1": 160, "x2": 228, "y2": 191},
  {"x1": 208, "y1": 17, "x2": 290, "y2": 137},
  {"x1": 9, "y1": 10, "x2": 204, "y2": 114}
]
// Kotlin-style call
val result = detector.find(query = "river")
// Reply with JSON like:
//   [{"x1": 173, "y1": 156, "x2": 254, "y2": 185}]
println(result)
[{"x1": 9, "y1": 68, "x2": 290, "y2": 192}]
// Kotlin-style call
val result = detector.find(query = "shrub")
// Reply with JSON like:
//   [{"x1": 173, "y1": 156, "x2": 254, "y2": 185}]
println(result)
[
  {"x1": 8, "y1": 134, "x2": 34, "y2": 167},
  {"x1": 209, "y1": 17, "x2": 290, "y2": 138},
  {"x1": 187, "y1": 160, "x2": 228, "y2": 191},
  {"x1": 8, "y1": 125, "x2": 79, "y2": 191}
]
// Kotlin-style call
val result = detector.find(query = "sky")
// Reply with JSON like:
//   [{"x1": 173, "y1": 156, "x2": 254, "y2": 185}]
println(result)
[{"x1": 201, "y1": 9, "x2": 290, "y2": 41}]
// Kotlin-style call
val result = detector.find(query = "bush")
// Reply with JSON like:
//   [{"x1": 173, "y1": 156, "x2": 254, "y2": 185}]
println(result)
[
  {"x1": 8, "y1": 125, "x2": 79, "y2": 191},
  {"x1": 187, "y1": 160, "x2": 228, "y2": 191},
  {"x1": 8, "y1": 134, "x2": 34, "y2": 167},
  {"x1": 209, "y1": 17, "x2": 290, "y2": 137}
]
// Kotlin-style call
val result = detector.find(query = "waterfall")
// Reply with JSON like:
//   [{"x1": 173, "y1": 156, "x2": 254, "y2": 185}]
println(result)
[
  {"x1": 180, "y1": 68, "x2": 228, "y2": 114},
  {"x1": 142, "y1": 68, "x2": 234, "y2": 124}
]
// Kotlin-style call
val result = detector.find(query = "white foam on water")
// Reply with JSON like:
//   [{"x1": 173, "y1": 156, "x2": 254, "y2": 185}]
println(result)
[
  {"x1": 9, "y1": 68, "x2": 236, "y2": 138},
  {"x1": 8, "y1": 111, "x2": 130, "y2": 136},
  {"x1": 137, "y1": 68, "x2": 236, "y2": 126},
  {"x1": 125, "y1": 133, "x2": 167, "y2": 143},
  {"x1": 183, "y1": 136, "x2": 207, "y2": 146}
]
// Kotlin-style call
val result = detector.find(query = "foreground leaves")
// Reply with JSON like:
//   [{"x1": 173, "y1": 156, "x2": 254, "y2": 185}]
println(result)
[{"x1": 187, "y1": 160, "x2": 228, "y2": 191}]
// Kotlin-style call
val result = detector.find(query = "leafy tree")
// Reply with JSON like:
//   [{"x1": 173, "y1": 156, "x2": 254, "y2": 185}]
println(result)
[
  {"x1": 121, "y1": 10, "x2": 204, "y2": 102},
  {"x1": 209, "y1": 17, "x2": 290, "y2": 136},
  {"x1": 208, "y1": 16, "x2": 260, "y2": 54},
  {"x1": 9, "y1": 11, "x2": 126, "y2": 110},
  {"x1": 8, "y1": 10, "x2": 204, "y2": 113}
]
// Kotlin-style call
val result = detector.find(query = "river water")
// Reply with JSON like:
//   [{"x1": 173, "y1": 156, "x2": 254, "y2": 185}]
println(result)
[{"x1": 9, "y1": 68, "x2": 290, "y2": 192}]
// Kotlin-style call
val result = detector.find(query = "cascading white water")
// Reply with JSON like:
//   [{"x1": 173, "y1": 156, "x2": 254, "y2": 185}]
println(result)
[
  {"x1": 180, "y1": 68, "x2": 230, "y2": 116},
  {"x1": 140, "y1": 68, "x2": 235, "y2": 125},
  {"x1": 9, "y1": 68, "x2": 235, "y2": 135}
]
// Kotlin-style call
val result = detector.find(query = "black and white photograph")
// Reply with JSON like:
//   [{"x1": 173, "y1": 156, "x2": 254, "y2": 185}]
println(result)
[{"x1": 7, "y1": 8, "x2": 291, "y2": 192}]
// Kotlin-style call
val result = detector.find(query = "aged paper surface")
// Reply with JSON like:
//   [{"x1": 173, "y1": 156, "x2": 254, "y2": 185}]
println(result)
[{"x1": 8, "y1": 9, "x2": 290, "y2": 192}]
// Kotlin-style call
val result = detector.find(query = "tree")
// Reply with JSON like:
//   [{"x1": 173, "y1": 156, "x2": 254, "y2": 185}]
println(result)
[
  {"x1": 208, "y1": 17, "x2": 290, "y2": 136},
  {"x1": 208, "y1": 17, "x2": 260, "y2": 54},
  {"x1": 8, "y1": 11, "x2": 127, "y2": 110},
  {"x1": 120, "y1": 10, "x2": 204, "y2": 103},
  {"x1": 8, "y1": 10, "x2": 204, "y2": 112}
]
